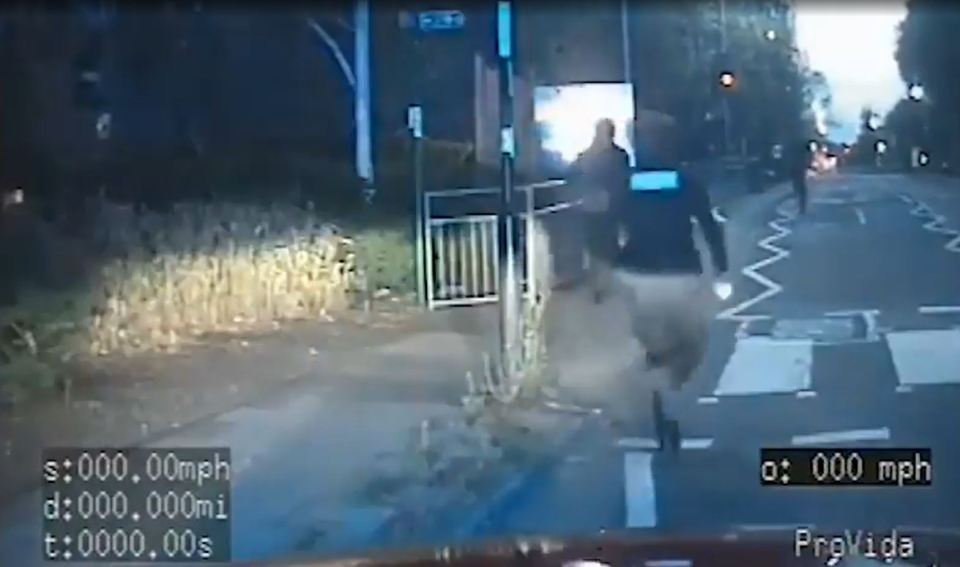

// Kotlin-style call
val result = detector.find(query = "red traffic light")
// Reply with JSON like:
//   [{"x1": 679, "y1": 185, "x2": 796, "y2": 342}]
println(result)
[{"x1": 719, "y1": 71, "x2": 736, "y2": 88}]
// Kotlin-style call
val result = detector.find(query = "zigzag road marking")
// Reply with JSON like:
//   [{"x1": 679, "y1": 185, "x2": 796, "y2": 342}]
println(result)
[
  {"x1": 717, "y1": 200, "x2": 796, "y2": 322},
  {"x1": 903, "y1": 193, "x2": 960, "y2": 253}
]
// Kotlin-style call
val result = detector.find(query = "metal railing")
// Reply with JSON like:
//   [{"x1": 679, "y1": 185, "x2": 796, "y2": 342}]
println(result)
[{"x1": 421, "y1": 179, "x2": 579, "y2": 310}]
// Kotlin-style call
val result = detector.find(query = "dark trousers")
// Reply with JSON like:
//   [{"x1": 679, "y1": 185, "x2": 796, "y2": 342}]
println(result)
[{"x1": 792, "y1": 173, "x2": 808, "y2": 214}]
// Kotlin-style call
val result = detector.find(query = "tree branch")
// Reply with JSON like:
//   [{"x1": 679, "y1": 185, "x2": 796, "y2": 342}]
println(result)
[
  {"x1": 306, "y1": 17, "x2": 355, "y2": 90},
  {"x1": 334, "y1": 16, "x2": 354, "y2": 33}
]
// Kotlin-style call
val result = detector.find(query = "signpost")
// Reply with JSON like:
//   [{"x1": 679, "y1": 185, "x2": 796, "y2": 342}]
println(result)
[
  {"x1": 409, "y1": 105, "x2": 426, "y2": 305},
  {"x1": 496, "y1": 1, "x2": 519, "y2": 383},
  {"x1": 398, "y1": 8, "x2": 465, "y2": 306}
]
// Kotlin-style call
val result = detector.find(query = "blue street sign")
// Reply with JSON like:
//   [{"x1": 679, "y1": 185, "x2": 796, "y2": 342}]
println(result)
[
  {"x1": 497, "y1": 2, "x2": 512, "y2": 58},
  {"x1": 418, "y1": 10, "x2": 466, "y2": 32}
]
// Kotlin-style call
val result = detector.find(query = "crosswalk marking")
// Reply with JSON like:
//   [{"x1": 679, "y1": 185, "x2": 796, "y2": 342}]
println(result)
[
  {"x1": 624, "y1": 452, "x2": 657, "y2": 528},
  {"x1": 714, "y1": 336, "x2": 813, "y2": 396},
  {"x1": 887, "y1": 329, "x2": 960, "y2": 386},
  {"x1": 791, "y1": 427, "x2": 890, "y2": 446}
]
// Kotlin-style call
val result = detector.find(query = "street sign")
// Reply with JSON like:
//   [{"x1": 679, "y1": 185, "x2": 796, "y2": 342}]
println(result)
[
  {"x1": 417, "y1": 10, "x2": 465, "y2": 32},
  {"x1": 407, "y1": 105, "x2": 423, "y2": 139},
  {"x1": 497, "y1": 2, "x2": 512, "y2": 58}
]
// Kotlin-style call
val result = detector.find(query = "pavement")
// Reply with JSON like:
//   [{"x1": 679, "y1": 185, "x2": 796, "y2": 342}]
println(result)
[
  {"x1": 0, "y1": 318, "x2": 583, "y2": 566},
  {"x1": 477, "y1": 173, "x2": 960, "y2": 544}
]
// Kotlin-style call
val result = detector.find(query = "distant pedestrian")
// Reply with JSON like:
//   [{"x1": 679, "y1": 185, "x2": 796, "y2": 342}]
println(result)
[
  {"x1": 568, "y1": 119, "x2": 631, "y2": 303},
  {"x1": 609, "y1": 111, "x2": 728, "y2": 451},
  {"x1": 789, "y1": 139, "x2": 813, "y2": 214}
]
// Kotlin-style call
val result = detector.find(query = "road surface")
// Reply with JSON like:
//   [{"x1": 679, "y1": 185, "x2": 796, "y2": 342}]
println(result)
[{"x1": 475, "y1": 173, "x2": 960, "y2": 542}]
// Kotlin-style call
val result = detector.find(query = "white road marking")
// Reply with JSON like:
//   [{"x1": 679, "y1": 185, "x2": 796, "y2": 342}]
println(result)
[
  {"x1": 796, "y1": 390, "x2": 817, "y2": 399},
  {"x1": 737, "y1": 523, "x2": 816, "y2": 532},
  {"x1": 617, "y1": 438, "x2": 660, "y2": 450},
  {"x1": 616, "y1": 438, "x2": 714, "y2": 450},
  {"x1": 906, "y1": 198, "x2": 960, "y2": 253},
  {"x1": 645, "y1": 561, "x2": 692, "y2": 567},
  {"x1": 697, "y1": 396, "x2": 719, "y2": 405},
  {"x1": 624, "y1": 452, "x2": 657, "y2": 528},
  {"x1": 896, "y1": 385, "x2": 914, "y2": 394},
  {"x1": 855, "y1": 207, "x2": 866, "y2": 225},
  {"x1": 887, "y1": 329, "x2": 960, "y2": 385},
  {"x1": 714, "y1": 336, "x2": 813, "y2": 396},
  {"x1": 791, "y1": 427, "x2": 890, "y2": 446},
  {"x1": 717, "y1": 201, "x2": 794, "y2": 321},
  {"x1": 918, "y1": 305, "x2": 960, "y2": 315},
  {"x1": 680, "y1": 438, "x2": 714, "y2": 450}
]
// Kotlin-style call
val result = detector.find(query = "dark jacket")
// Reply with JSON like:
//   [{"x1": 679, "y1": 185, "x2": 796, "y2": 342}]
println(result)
[
  {"x1": 613, "y1": 164, "x2": 728, "y2": 275},
  {"x1": 788, "y1": 140, "x2": 813, "y2": 177},
  {"x1": 568, "y1": 141, "x2": 632, "y2": 259}
]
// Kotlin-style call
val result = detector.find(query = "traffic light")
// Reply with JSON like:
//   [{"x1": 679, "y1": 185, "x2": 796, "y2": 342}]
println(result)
[{"x1": 719, "y1": 71, "x2": 736, "y2": 89}]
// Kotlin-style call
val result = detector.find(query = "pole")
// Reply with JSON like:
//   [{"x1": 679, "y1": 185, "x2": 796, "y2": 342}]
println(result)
[
  {"x1": 719, "y1": 0, "x2": 730, "y2": 156},
  {"x1": 497, "y1": 0, "x2": 519, "y2": 382},
  {"x1": 355, "y1": 0, "x2": 374, "y2": 200},
  {"x1": 621, "y1": 0, "x2": 638, "y2": 168},
  {"x1": 409, "y1": 106, "x2": 426, "y2": 306}
]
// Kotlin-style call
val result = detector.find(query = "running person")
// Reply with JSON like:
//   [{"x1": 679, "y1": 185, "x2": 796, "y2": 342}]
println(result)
[{"x1": 610, "y1": 112, "x2": 728, "y2": 451}]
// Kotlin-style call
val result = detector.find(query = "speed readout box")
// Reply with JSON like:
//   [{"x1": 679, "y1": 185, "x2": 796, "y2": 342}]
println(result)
[
  {"x1": 760, "y1": 448, "x2": 932, "y2": 487},
  {"x1": 42, "y1": 447, "x2": 231, "y2": 563}
]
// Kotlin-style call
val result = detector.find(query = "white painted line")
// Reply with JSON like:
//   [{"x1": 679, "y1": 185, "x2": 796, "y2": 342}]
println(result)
[
  {"x1": 616, "y1": 437, "x2": 714, "y2": 450},
  {"x1": 791, "y1": 427, "x2": 890, "y2": 446},
  {"x1": 825, "y1": 309, "x2": 881, "y2": 316},
  {"x1": 907, "y1": 199, "x2": 960, "y2": 254},
  {"x1": 717, "y1": 204, "x2": 793, "y2": 321},
  {"x1": 697, "y1": 396, "x2": 720, "y2": 405},
  {"x1": 737, "y1": 523, "x2": 816, "y2": 532},
  {"x1": 714, "y1": 337, "x2": 813, "y2": 396},
  {"x1": 624, "y1": 452, "x2": 657, "y2": 528},
  {"x1": 712, "y1": 207, "x2": 727, "y2": 223},
  {"x1": 617, "y1": 438, "x2": 660, "y2": 450},
  {"x1": 645, "y1": 561, "x2": 692, "y2": 567},
  {"x1": 895, "y1": 385, "x2": 914, "y2": 394},
  {"x1": 796, "y1": 390, "x2": 817, "y2": 399},
  {"x1": 681, "y1": 438, "x2": 714, "y2": 450},
  {"x1": 918, "y1": 305, "x2": 960, "y2": 315},
  {"x1": 887, "y1": 329, "x2": 960, "y2": 386},
  {"x1": 855, "y1": 207, "x2": 866, "y2": 225}
]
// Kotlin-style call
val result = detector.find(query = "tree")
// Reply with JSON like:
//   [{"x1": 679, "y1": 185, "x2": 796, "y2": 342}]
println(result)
[
  {"x1": 895, "y1": 0, "x2": 960, "y2": 168},
  {"x1": 304, "y1": 1, "x2": 373, "y2": 196}
]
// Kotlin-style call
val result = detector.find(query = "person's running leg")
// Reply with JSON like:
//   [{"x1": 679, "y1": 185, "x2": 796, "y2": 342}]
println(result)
[{"x1": 794, "y1": 173, "x2": 809, "y2": 214}]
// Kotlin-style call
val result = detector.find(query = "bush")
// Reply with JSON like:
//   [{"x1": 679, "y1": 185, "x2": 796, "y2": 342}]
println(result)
[
  {"x1": 352, "y1": 225, "x2": 416, "y2": 296},
  {"x1": 86, "y1": 201, "x2": 358, "y2": 355}
]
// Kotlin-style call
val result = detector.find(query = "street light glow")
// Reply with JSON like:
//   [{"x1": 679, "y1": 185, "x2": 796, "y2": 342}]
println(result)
[
  {"x1": 867, "y1": 115, "x2": 881, "y2": 131},
  {"x1": 765, "y1": 29, "x2": 777, "y2": 41},
  {"x1": 719, "y1": 71, "x2": 736, "y2": 88},
  {"x1": 876, "y1": 140, "x2": 887, "y2": 154},
  {"x1": 908, "y1": 83, "x2": 925, "y2": 101}
]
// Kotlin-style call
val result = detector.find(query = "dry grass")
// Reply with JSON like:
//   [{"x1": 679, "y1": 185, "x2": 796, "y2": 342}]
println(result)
[
  {"x1": 465, "y1": 217, "x2": 554, "y2": 404},
  {"x1": 86, "y1": 201, "x2": 360, "y2": 355}
]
